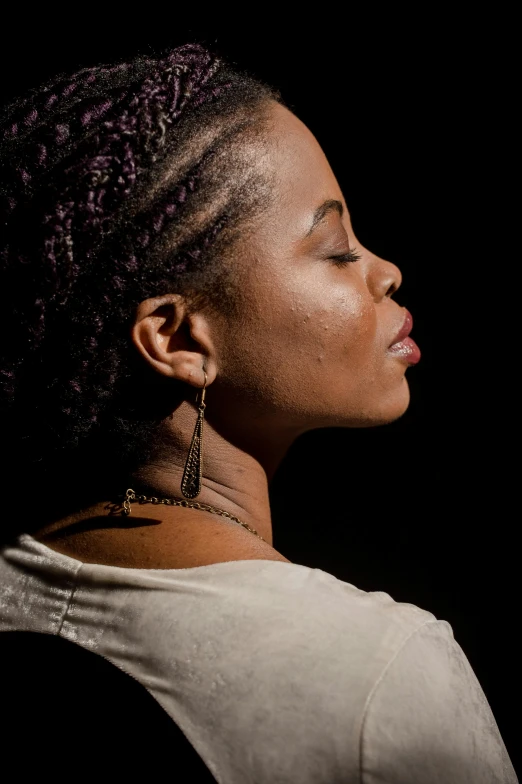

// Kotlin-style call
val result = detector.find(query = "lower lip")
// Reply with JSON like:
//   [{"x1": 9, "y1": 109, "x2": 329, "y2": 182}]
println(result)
[{"x1": 388, "y1": 336, "x2": 421, "y2": 365}]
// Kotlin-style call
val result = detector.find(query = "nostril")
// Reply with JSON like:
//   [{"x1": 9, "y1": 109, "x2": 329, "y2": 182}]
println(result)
[{"x1": 386, "y1": 280, "x2": 398, "y2": 298}]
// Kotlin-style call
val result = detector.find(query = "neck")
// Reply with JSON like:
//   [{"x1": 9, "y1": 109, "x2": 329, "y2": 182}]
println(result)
[
  {"x1": 28, "y1": 401, "x2": 300, "y2": 567},
  {"x1": 130, "y1": 399, "x2": 301, "y2": 545}
]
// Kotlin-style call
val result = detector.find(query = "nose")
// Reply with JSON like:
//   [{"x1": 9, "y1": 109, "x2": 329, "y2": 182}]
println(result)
[{"x1": 367, "y1": 255, "x2": 402, "y2": 302}]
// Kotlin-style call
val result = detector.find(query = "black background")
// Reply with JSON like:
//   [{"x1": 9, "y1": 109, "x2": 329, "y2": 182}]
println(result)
[{"x1": 1, "y1": 11, "x2": 517, "y2": 772}]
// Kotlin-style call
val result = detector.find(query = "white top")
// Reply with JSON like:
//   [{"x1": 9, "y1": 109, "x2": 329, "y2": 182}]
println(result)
[{"x1": 0, "y1": 534, "x2": 517, "y2": 783}]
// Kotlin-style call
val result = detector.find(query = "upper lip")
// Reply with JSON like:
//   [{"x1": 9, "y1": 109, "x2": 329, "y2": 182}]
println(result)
[{"x1": 389, "y1": 309, "x2": 413, "y2": 347}]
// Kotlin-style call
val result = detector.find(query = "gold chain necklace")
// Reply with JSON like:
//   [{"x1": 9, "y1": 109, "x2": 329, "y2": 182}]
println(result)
[{"x1": 122, "y1": 488, "x2": 266, "y2": 542}]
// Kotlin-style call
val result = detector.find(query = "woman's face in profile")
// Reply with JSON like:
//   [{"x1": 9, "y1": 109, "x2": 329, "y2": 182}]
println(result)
[{"x1": 208, "y1": 102, "x2": 419, "y2": 438}]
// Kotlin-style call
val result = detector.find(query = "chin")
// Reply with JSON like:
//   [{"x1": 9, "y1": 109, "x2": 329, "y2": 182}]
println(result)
[
  {"x1": 345, "y1": 380, "x2": 411, "y2": 428},
  {"x1": 373, "y1": 381, "x2": 411, "y2": 426}
]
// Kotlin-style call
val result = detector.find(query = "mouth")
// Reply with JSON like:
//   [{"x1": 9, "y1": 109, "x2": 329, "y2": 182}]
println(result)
[{"x1": 388, "y1": 309, "x2": 421, "y2": 365}]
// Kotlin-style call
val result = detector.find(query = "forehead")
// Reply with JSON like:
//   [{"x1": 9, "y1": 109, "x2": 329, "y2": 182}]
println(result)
[{"x1": 259, "y1": 102, "x2": 344, "y2": 238}]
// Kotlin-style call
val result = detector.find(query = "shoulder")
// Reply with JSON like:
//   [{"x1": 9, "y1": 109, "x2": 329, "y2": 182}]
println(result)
[
  {"x1": 84, "y1": 556, "x2": 441, "y2": 717},
  {"x1": 6, "y1": 535, "x2": 515, "y2": 782},
  {"x1": 360, "y1": 620, "x2": 517, "y2": 783}
]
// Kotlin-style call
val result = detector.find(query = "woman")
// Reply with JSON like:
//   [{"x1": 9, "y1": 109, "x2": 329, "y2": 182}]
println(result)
[{"x1": 0, "y1": 44, "x2": 516, "y2": 782}]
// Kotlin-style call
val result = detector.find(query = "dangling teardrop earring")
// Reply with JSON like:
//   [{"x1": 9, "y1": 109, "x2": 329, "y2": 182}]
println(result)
[{"x1": 181, "y1": 372, "x2": 207, "y2": 499}]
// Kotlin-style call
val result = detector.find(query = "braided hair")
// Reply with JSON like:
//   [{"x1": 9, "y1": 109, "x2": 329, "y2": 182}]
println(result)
[{"x1": 0, "y1": 44, "x2": 277, "y2": 513}]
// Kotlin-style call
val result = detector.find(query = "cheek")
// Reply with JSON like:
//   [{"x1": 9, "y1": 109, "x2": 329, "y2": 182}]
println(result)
[
  {"x1": 227, "y1": 273, "x2": 380, "y2": 406},
  {"x1": 217, "y1": 269, "x2": 407, "y2": 428},
  {"x1": 283, "y1": 283, "x2": 379, "y2": 372}
]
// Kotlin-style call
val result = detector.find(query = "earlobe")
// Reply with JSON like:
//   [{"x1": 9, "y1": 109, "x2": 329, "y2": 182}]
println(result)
[{"x1": 131, "y1": 294, "x2": 217, "y2": 387}]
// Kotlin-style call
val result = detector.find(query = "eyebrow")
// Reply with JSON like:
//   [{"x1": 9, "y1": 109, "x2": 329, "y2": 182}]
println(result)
[{"x1": 306, "y1": 199, "x2": 344, "y2": 236}]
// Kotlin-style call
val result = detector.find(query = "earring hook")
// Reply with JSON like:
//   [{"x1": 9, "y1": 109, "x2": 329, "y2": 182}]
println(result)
[{"x1": 199, "y1": 371, "x2": 207, "y2": 409}]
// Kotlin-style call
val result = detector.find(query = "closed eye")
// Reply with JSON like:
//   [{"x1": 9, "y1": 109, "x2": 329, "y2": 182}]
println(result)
[{"x1": 330, "y1": 248, "x2": 361, "y2": 267}]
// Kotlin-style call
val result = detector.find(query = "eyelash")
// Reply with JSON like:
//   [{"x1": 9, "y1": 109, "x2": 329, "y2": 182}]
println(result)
[{"x1": 329, "y1": 248, "x2": 361, "y2": 267}]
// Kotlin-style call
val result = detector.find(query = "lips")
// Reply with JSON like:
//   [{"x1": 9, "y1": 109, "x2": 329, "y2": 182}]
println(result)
[{"x1": 388, "y1": 309, "x2": 421, "y2": 365}]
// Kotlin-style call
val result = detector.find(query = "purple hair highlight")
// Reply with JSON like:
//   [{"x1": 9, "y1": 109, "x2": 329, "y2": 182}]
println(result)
[{"x1": 0, "y1": 44, "x2": 276, "y2": 489}]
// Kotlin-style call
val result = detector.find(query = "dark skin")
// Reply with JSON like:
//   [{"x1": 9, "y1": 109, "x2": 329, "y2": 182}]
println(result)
[{"x1": 34, "y1": 103, "x2": 411, "y2": 569}]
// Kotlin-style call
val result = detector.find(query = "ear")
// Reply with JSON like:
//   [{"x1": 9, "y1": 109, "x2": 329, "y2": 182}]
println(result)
[{"x1": 130, "y1": 294, "x2": 217, "y2": 388}]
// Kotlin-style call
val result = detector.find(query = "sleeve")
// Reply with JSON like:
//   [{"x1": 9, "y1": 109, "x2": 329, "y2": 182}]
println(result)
[{"x1": 360, "y1": 620, "x2": 518, "y2": 784}]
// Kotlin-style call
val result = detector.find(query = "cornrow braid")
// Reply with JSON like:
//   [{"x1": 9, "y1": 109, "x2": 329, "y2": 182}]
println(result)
[{"x1": 0, "y1": 44, "x2": 278, "y2": 518}]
